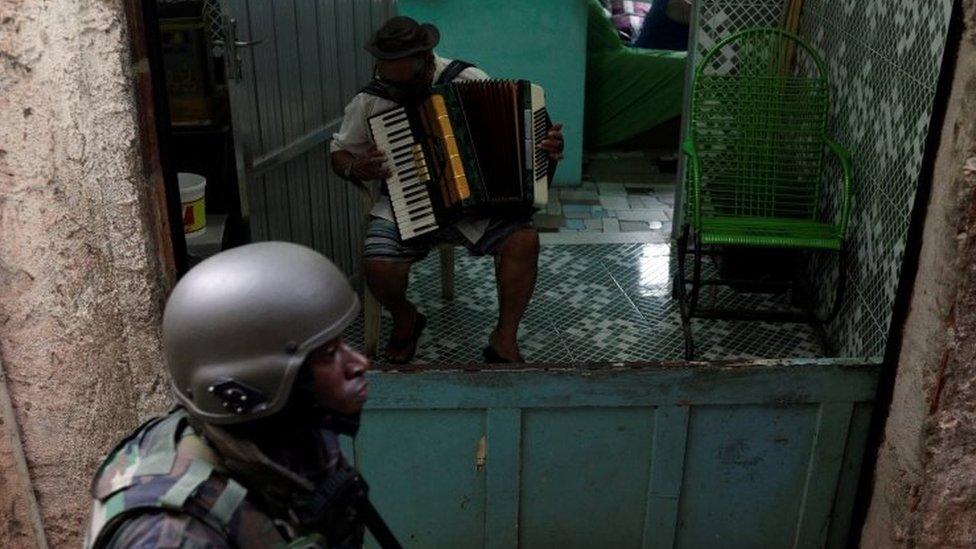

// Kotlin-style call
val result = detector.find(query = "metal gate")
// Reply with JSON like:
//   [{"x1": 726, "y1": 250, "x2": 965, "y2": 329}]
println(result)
[{"x1": 221, "y1": 0, "x2": 395, "y2": 277}]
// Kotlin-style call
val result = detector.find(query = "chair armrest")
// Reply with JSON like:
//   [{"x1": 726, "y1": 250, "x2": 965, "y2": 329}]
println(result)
[
  {"x1": 823, "y1": 137, "x2": 854, "y2": 237},
  {"x1": 682, "y1": 138, "x2": 702, "y2": 227}
]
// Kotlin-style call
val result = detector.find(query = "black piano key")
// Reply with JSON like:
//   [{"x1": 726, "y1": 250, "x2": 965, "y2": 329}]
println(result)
[
  {"x1": 405, "y1": 183, "x2": 428, "y2": 195},
  {"x1": 401, "y1": 187, "x2": 426, "y2": 200},
  {"x1": 412, "y1": 220, "x2": 439, "y2": 234},
  {"x1": 395, "y1": 181, "x2": 424, "y2": 194},
  {"x1": 406, "y1": 206, "x2": 433, "y2": 219},
  {"x1": 388, "y1": 126, "x2": 411, "y2": 139},
  {"x1": 399, "y1": 200, "x2": 427, "y2": 213}
]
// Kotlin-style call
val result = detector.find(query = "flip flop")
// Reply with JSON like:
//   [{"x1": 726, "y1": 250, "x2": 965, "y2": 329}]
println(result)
[
  {"x1": 384, "y1": 312, "x2": 427, "y2": 364},
  {"x1": 482, "y1": 345, "x2": 524, "y2": 364}
]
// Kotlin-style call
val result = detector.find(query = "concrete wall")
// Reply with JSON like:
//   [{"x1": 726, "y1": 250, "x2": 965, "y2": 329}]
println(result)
[
  {"x1": 0, "y1": 1, "x2": 173, "y2": 546},
  {"x1": 861, "y1": 2, "x2": 976, "y2": 546}
]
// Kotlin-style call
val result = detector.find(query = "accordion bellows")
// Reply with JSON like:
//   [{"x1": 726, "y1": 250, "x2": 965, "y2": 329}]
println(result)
[{"x1": 368, "y1": 80, "x2": 552, "y2": 243}]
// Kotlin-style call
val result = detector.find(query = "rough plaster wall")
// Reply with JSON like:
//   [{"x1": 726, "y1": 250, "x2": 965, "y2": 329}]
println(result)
[
  {"x1": 861, "y1": 2, "x2": 976, "y2": 547},
  {"x1": 0, "y1": 1, "x2": 173, "y2": 546},
  {"x1": 0, "y1": 406, "x2": 39, "y2": 548}
]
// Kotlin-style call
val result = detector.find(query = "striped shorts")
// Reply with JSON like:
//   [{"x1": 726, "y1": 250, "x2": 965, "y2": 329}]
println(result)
[{"x1": 363, "y1": 216, "x2": 534, "y2": 262}]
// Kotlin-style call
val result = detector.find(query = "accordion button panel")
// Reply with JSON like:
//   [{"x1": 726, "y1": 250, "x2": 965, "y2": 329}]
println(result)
[
  {"x1": 530, "y1": 84, "x2": 550, "y2": 208},
  {"x1": 369, "y1": 107, "x2": 439, "y2": 240}
]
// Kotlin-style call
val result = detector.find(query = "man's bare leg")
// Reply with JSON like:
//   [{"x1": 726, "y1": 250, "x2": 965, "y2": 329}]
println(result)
[
  {"x1": 364, "y1": 259, "x2": 418, "y2": 361},
  {"x1": 491, "y1": 228, "x2": 541, "y2": 362}
]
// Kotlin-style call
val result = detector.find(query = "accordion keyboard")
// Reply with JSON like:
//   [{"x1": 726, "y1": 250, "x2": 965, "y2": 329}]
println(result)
[{"x1": 369, "y1": 107, "x2": 439, "y2": 240}]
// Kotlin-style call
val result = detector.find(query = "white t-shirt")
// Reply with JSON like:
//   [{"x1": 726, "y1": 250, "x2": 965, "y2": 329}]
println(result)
[{"x1": 330, "y1": 54, "x2": 492, "y2": 244}]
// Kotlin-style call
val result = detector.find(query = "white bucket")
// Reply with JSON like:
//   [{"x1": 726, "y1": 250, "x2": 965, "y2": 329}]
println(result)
[{"x1": 178, "y1": 172, "x2": 207, "y2": 235}]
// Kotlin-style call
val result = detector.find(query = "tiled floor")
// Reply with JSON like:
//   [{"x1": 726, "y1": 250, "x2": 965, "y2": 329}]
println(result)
[
  {"x1": 343, "y1": 243, "x2": 826, "y2": 365},
  {"x1": 342, "y1": 150, "x2": 828, "y2": 365},
  {"x1": 534, "y1": 149, "x2": 677, "y2": 241}
]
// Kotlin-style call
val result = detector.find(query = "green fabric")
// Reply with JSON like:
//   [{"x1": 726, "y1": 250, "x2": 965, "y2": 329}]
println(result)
[
  {"x1": 586, "y1": 0, "x2": 623, "y2": 53},
  {"x1": 159, "y1": 460, "x2": 214, "y2": 509},
  {"x1": 584, "y1": 0, "x2": 687, "y2": 148},
  {"x1": 132, "y1": 412, "x2": 184, "y2": 477},
  {"x1": 208, "y1": 478, "x2": 249, "y2": 527}
]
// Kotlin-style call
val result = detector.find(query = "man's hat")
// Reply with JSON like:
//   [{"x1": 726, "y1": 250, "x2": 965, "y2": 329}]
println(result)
[{"x1": 365, "y1": 16, "x2": 440, "y2": 60}]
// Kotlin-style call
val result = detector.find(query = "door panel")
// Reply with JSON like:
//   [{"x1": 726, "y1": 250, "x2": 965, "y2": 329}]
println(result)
[
  {"x1": 519, "y1": 408, "x2": 657, "y2": 548},
  {"x1": 223, "y1": 0, "x2": 395, "y2": 277},
  {"x1": 357, "y1": 363, "x2": 879, "y2": 549},
  {"x1": 357, "y1": 410, "x2": 489, "y2": 548}
]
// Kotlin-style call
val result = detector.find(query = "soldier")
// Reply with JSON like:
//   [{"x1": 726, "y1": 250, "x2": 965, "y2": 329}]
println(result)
[{"x1": 85, "y1": 242, "x2": 400, "y2": 548}]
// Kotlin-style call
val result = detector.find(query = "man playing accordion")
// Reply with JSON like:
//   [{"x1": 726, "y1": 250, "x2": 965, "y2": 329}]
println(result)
[{"x1": 330, "y1": 16, "x2": 564, "y2": 364}]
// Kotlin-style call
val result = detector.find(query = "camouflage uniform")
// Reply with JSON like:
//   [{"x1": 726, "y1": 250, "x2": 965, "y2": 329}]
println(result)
[{"x1": 85, "y1": 408, "x2": 362, "y2": 548}]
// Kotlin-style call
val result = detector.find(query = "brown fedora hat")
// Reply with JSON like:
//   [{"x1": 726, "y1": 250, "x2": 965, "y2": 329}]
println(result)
[{"x1": 365, "y1": 16, "x2": 440, "y2": 60}]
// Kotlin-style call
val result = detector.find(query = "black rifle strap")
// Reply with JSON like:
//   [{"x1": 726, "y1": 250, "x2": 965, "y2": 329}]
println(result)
[{"x1": 353, "y1": 494, "x2": 404, "y2": 549}]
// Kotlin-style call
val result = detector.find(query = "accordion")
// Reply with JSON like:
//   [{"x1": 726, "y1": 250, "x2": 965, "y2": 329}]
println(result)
[{"x1": 368, "y1": 80, "x2": 553, "y2": 242}]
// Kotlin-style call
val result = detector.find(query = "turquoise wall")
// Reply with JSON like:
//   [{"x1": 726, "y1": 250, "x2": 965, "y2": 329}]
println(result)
[{"x1": 398, "y1": 0, "x2": 587, "y2": 186}]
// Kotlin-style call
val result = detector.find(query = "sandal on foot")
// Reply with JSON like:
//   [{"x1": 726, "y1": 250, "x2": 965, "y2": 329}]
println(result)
[{"x1": 384, "y1": 313, "x2": 427, "y2": 364}]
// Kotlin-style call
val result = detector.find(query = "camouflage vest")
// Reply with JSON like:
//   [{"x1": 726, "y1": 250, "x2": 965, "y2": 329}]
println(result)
[{"x1": 85, "y1": 409, "x2": 324, "y2": 548}]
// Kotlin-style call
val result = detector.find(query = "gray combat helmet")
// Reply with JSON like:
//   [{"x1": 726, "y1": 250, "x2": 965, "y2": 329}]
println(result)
[{"x1": 162, "y1": 242, "x2": 360, "y2": 424}]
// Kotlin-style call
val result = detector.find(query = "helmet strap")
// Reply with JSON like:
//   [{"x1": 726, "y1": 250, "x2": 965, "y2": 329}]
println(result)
[{"x1": 320, "y1": 411, "x2": 361, "y2": 437}]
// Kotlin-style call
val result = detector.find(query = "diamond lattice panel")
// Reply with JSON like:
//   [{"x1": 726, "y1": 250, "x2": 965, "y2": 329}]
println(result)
[
  {"x1": 799, "y1": 0, "x2": 953, "y2": 357},
  {"x1": 695, "y1": 1, "x2": 789, "y2": 74}
]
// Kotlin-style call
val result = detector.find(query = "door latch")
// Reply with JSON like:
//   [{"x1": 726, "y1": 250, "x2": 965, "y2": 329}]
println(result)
[
  {"x1": 475, "y1": 436, "x2": 487, "y2": 471},
  {"x1": 217, "y1": 16, "x2": 262, "y2": 81}
]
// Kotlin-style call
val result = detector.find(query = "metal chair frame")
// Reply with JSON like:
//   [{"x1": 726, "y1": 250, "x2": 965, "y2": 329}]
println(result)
[{"x1": 677, "y1": 28, "x2": 853, "y2": 359}]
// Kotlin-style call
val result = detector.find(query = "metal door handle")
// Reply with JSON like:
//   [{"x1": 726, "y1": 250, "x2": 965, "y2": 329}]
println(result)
[
  {"x1": 213, "y1": 39, "x2": 263, "y2": 48},
  {"x1": 220, "y1": 17, "x2": 262, "y2": 81}
]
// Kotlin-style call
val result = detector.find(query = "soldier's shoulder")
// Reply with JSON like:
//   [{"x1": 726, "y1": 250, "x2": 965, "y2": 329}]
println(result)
[{"x1": 103, "y1": 511, "x2": 230, "y2": 549}]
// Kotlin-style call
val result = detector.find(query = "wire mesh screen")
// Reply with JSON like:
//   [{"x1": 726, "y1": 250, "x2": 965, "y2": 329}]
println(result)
[{"x1": 202, "y1": 0, "x2": 223, "y2": 56}]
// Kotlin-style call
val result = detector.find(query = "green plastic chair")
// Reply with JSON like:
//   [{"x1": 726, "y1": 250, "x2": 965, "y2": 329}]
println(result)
[{"x1": 677, "y1": 28, "x2": 853, "y2": 358}]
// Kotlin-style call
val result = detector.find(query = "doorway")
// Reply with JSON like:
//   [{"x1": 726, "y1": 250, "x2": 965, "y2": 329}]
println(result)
[
  {"x1": 148, "y1": 0, "x2": 956, "y2": 366},
  {"x1": 154, "y1": 0, "x2": 392, "y2": 278},
  {"x1": 138, "y1": 1, "x2": 958, "y2": 546}
]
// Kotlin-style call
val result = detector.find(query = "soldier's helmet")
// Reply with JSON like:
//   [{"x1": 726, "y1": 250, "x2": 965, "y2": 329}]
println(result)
[{"x1": 162, "y1": 242, "x2": 360, "y2": 424}]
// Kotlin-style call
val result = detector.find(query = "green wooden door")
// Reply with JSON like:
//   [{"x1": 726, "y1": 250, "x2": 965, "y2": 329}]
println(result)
[{"x1": 351, "y1": 360, "x2": 878, "y2": 548}]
